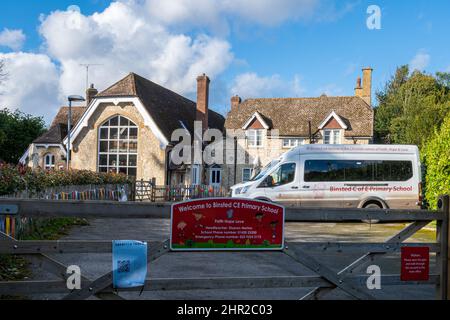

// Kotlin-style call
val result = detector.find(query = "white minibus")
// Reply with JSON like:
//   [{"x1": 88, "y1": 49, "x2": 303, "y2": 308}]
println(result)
[{"x1": 231, "y1": 145, "x2": 422, "y2": 209}]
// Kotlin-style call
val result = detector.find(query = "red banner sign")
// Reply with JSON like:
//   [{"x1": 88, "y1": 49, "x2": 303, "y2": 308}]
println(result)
[
  {"x1": 401, "y1": 247, "x2": 429, "y2": 281},
  {"x1": 170, "y1": 198, "x2": 285, "y2": 251}
]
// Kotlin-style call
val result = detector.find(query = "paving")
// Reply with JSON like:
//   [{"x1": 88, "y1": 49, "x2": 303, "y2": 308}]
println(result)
[{"x1": 28, "y1": 219, "x2": 437, "y2": 300}]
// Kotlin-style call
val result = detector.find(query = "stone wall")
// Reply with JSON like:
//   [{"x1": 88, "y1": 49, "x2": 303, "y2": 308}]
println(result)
[
  {"x1": 26, "y1": 145, "x2": 66, "y2": 170},
  {"x1": 70, "y1": 102, "x2": 167, "y2": 184}
]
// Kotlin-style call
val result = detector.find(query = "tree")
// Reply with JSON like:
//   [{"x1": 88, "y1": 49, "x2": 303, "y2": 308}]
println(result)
[
  {"x1": 374, "y1": 66, "x2": 450, "y2": 148},
  {"x1": 422, "y1": 114, "x2": 450, "y2": 209},
  {"x1": 374, "y1": 65, "x2": 410, "y2": 144},
  {"x1": 0, "y1": 109, "x2": 46, "y2": 164}
]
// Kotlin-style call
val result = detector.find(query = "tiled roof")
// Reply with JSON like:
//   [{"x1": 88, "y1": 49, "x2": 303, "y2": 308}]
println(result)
[
  {"x1": 224, "y1": 96, "x2": 373, "y2": 137},
  {"x1": 97, "y1": 73, "x2": 225, "y2": 140},
  {"x1": 34, "y1": 107, "x2": 87, "y2": 144}
]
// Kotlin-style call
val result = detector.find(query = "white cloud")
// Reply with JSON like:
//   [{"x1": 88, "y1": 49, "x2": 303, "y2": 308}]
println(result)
[
  {"x1": 0, "y1": 52, "x2": 60, "y2": 120},
  {"x1": 37, "y1": 1, "x2": 233, "y2": 107},
  {"x1": 0, "y1": 0, "x2": 341, "y2": 122},
  {"x1": 230, "y1": 72, "x2": 305, "y2": 99},
  {"x1": 410, "y1": 51, "x2": 431, "y2": 71},
  {"x1": 0, "y1": 28, "x2": 26, "y2": 51},
  {"x1": 144, "y1": 0, "x2": 320, "y2": 33}
]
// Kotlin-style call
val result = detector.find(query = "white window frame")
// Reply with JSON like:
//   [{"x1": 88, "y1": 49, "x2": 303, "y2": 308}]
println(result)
[
  {"x1": 192, "y1": 165, "x2": 200, "y2": 185},
  {"x1": 282, "y1": 138, "x2": 305, "y2": 149},
  {"x1": 98, "y1": 115, "x2": 138, "y2": 176},
  {"x1": 44, "y1": 153, "x2": 55, "y2": 170},
  {"x1": 246, "y1": 129, "x2": 264, "y2": 148},
  {"x1": 323, "y1": 129, "x2": 342, "y2": 145},
  {"x1": 210, "y1": 167, "x2": 222, "y2": 186},
  {"x1": 242, "y1": 168, "x2": 254, "y2": 182}
]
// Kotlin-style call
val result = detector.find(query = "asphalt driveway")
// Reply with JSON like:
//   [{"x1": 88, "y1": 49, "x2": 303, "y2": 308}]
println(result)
[{"x1": 28, "y1": 219, "x2": 437, "y2": 300}]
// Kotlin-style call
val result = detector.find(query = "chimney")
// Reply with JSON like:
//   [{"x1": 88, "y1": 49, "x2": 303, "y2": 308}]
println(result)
[
  {"x1": 362, "y1": 67, "x2": 373, "y2": 106},
  {"x1": 196, "y1": 73, "x2": 210, "y2": 131},
  {"x1": 231, "y1": 95, "x2": 241, "y2": 112},
  {"x1": 86, "y1": 84, "x2": 98, "y2": 106},
  {"x1": 354, "y1": 76, "x2": 363, "y2": 98}
]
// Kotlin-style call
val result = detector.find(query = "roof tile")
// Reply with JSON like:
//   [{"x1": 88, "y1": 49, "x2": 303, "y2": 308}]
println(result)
[{"x1": 224, "y1": 96, "x2": 373, "y2": 137}]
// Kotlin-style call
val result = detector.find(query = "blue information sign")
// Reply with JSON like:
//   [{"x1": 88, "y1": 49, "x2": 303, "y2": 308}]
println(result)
[{"x1": 112, "y1": 240, "x2": 148, "y2": 288}]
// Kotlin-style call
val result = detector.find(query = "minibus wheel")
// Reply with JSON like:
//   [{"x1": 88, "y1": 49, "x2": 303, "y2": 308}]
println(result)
[{"x1": 362, "y1": 202, "x2": 382, "y2": 224}]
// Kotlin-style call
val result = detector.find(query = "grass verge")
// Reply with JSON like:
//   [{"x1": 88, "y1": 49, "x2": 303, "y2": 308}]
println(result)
[{"x1": 0, "y1": 217, "x2": 89, "y2": 299}]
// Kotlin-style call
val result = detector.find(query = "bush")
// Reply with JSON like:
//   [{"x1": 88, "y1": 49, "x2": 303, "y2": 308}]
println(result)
[
  {"x1": 422, "y1": 115, "x2": 450, "y2": 209},
  {"x1": 0, "y1": 163, "x2": 133, "y2": 196}
]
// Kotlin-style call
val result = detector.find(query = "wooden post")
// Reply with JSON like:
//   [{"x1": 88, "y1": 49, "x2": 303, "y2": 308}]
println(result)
[
  {"x1": 446, "y1": 195, "x2": 450, "y2": 300},
  {"x1": 130, "y1": 181, "x2": 136, "y2": 202},
  {"x1": 436, "y1": 195, "x2": 449, "y2": 300}
]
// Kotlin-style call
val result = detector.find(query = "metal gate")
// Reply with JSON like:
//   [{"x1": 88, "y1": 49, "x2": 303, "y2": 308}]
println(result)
[{"x1": 0, "y1": 196, "x2": 448, "y2": 300}]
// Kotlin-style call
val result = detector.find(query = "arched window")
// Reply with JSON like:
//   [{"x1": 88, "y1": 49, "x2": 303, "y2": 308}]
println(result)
[
  {"x1": 44, "y1": 154, "x2": 55, "y2": 170},
  {"x1": 98, "y1": 115, "x2": 138, "y2": 176}
]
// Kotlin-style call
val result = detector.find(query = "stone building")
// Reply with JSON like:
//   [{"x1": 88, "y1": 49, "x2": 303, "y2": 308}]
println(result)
[
  {"x1": 222, "y1": 68, "x2": 374, "y2": 188},
  {"x1": 20, "y1": 106, "x2": 86, "y2": 171},
  {"x1": 21, "y1": 67, "x2": 374, "y2": 190},
  {"x1": 21, "y1": 72, "x2": 225, "y2": 186}
]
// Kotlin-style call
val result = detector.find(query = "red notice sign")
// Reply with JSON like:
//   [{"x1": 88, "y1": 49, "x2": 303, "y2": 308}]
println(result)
[
  {"x1": 401, "y1": 247, "x2": 430, "y2": 281},
  {"x1": 170, "y1": 198, "x2": 285, "y2": 251}
]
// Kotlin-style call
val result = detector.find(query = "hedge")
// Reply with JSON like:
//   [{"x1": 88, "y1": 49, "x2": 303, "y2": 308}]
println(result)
[
  {"x1": 422, "y1": 114, "x2": 450, "y2": 209},
  {"x1": 0, "y1": 163, "x2": 134, "y2": 196}
]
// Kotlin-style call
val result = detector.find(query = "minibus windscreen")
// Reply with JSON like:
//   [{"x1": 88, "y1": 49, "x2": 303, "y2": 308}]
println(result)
[{"x1": 250, "y1": 160, "x2": 280, "y2": 181}]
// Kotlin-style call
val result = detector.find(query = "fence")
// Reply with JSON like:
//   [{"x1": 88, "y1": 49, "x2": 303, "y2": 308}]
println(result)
[
  {"x1": 0, "y1": 184, "x2": 132, "y2": 239},
  {"x1": 134, "y1": 180, "x2": 228, "y2": 202},
  {"x1": 0, "y1": 195, "x2": 449, "y2": 300},
  {"x1": 1, "y1": 184, "x2": 132, "y2": 201}
]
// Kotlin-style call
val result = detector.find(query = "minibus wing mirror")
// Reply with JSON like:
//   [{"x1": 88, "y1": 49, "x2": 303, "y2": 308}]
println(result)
[{"x1": 258, "y1": 176, "x2": 273, "y2": 188}]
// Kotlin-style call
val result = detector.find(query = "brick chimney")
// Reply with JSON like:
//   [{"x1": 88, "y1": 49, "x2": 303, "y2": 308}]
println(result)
[
  {"x1": 231, "y1": 95, "x2": 241, "y2": 112},
  {"x1": 354, "y1": 77, "x2": 363, "y2": 97},
  {"x1": 196, "y1": 74, "x2": 210, "y2": 131},
  {"x1": 362, "y1": 67, "x2": 373, "y2": 106},
  {"x1": 86, "y1": 84, "x2": 98, "y2": 106}
]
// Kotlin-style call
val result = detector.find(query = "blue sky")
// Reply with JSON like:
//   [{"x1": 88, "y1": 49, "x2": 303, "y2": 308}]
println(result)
[{"x1": 0, "y1": 0, "x2": 449, "y2": 124}]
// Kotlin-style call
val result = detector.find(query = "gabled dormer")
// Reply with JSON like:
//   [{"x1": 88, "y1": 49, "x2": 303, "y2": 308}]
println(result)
[
  {"x1": 318, "y1": 111, "x2": 348, "y2": 144},
  {"x1": 242, "y1": 112, "x2": 270, "y2": 148}
]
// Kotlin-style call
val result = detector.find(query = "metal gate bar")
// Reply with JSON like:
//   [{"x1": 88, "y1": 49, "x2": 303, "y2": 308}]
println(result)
[{"x1": 0, "y1": 195, "x2": 448, "y2": 300}]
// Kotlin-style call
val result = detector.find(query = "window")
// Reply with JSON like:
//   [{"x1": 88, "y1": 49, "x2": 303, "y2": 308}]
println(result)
[
  {"x1": 304, "y1": 160, "x2": 413, "y2": 182},
  {"x1": 210, "y1": 168, "x2": 222, "y2": 185},
  {"x1": 246, "y1": 129, "x2": 263, "y2": 147},
  {"x1": 192, "y1": 165, "x2": 200, "y2": 185},
  {"x1": 44, "y1": 154, "x2": 55, "y2": 170},
  {"x1": 242, "y1": 168, "x2": 254, "y2": 182},
  {"x1": 266, "y1": 163, "x2": 296, "y2": 187},
  {"x1": 251, "y1": 160, "x2": 280, "y2": 182},
  {"x1": 323, "y1": 129, "x2": 341, "y2": 144},
  {"x1": 283, "y1": 138, "x2": 305, "y2": 149},
  {"x1": 98, "y1": 115, "x2": 138, "y2": 176}
]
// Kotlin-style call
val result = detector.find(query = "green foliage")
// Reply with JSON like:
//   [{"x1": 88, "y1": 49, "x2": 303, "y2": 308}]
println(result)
[
  {"x1": 18, "y1": 217, "x2": 89, "y2": 241},
  {"x1": 374, "y1": 67, "x2": 450, "y2": 148},
  {"x1": 0, "y1": 163, "x2": 133, "y2": 196},
  {"x1": 422, "y1": 115, "x2": 450, "y2": 209},
  {"x1": 0, "y1": 255, "x2": 30, "y2": 281},
  {"x1": 0, "y1": 108, "x2": 46, "y2": 164}
]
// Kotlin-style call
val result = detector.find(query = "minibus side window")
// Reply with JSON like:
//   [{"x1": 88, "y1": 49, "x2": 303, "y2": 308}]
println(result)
[
  {"x1": 374, "y1": 161, "x2": 413, "y2": 181},
  {"x1": 304, "y1": 160, "x2": 413, "y2": 182},
  {"x1": 267, "y1": 163, "x2": 296, "y2": 187}
]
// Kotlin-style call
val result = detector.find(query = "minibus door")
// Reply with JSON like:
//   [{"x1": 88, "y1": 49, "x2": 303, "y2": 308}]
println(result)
[{"x1": 261, "y1": 162, "x2": 299, "y2": 207}]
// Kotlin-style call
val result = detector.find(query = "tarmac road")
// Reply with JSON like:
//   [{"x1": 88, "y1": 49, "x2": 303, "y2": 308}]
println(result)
[{"x1": 28, "y1": 219, "x2": 437, "y2": 300}]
